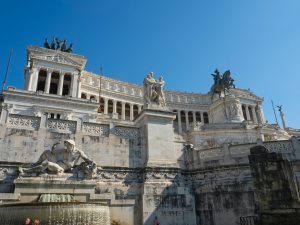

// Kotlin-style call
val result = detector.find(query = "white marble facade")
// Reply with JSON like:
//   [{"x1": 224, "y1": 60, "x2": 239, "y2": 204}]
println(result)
[{"x1": 6, "y1": 47, "x2": 266, "y2": 133}]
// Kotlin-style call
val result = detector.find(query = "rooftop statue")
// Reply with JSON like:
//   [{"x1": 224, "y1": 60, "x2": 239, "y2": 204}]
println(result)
[
  {"x1": 143, "y1": 72, "x2": 166, "y2": 107},
  {"x1": 43, "y1": 37, "x2": 74, "y2": 53},
  {"x1": 210, "y1": 69, "x2": 235, "y2": 99},
  {"x1": 19, "y1": 140, "x2": 97, "y2": 178}
]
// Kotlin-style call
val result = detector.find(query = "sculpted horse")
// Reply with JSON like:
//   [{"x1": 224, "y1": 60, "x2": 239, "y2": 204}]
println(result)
[{"x1": 210, "y1": 70, "x2": 235, "y2": 100}]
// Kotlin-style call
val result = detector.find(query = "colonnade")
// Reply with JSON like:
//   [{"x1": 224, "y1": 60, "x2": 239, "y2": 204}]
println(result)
[
  {"x1": 241, "y1": 104, "x2": 264, "y2": 124},
  {"x1": 173, "y1": 110, "x2": 209, "y2": 133},
  {"x1": 81, "y1": 93, "x2": 142, "y2": 121},
  {"x1": 26, "y1": 68, "x2": 79, "y2": 97}
]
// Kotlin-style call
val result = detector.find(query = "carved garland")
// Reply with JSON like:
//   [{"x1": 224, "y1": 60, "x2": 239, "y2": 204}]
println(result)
[
  {"x1": 113, "y1": 127, "x2": 139, "y2": 139},
  {"x1": 83, "y1": 123, "x2": 109, "y2": 136},
  {"x1": 8, "y1": 114, "x2": 40, "y2": 130},
  {"x1": 47, "y1": 119, "x2": 77, "y2": 133}
]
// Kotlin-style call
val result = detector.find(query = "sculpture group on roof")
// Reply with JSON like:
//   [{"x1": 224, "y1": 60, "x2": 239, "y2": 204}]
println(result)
[
  {"x1": 143, "y1": 72, "x2": 166, "y2": 107},
  {"x1": 44, "y1": 37, "x2": 73, "y2": 53},
  {"x1": 210, "y1": 69, "x2": 235, "y2": 98}
]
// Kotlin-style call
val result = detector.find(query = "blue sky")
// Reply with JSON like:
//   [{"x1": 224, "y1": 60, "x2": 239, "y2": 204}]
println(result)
[{"x1": 0, "y1": 0, "x2": 299, "y2": 128}]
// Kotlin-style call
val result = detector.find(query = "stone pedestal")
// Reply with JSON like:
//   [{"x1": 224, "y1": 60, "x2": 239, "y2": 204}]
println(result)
[
  {"x1": 135, "y1": 108, "x2": 176, "y2": 167},
  {"x1": 209, "y1": 95, "x2": 244, "y2": 124}
]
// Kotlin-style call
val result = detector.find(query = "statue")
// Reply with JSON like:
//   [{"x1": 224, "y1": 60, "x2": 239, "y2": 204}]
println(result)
[
  {"x1": 19, "y1": 140, "x2": 97, "y2": 177},
  {"x1": 43, "y1": 38, "x2": 50, "y2": 49},
  {"x1": 143, "y1": 72, "x2": 166, "y2": 107},
  {"x1": 50, "y1": 37, "x2": 56, "y2": 50},
  {"x1": 210, "y1": 69, "x2": 235, "y2": 99},
  {"x1": 55, "y1": 38, "x2": 61, "y2": 50},
  {"x1": 43, "y1": 37, "x2": 74, "y2": 53},
  {"x1": 61, "y1": 40, "x2": 67, "y2": 52},
  {"x1": 66, "y1": 43, "x2": 73, "y2": 53}
]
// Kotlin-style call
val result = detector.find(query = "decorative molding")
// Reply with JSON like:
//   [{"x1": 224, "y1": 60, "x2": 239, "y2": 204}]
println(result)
[
  {"x1": 113, "y1": 126, "x2": 139, "y2": 139},
  {"x1": 83, "y1": 122, "x2": 109, "y2": 136},
  {"x1": 264, "y1": 140, "x2": 294, "y2": 153},
  {"x1": 8, "y1": 114, "x2": 40, "y2": 130},
  {"x1": 47, "y1": 119, "x2": 77, "y2": 133}
]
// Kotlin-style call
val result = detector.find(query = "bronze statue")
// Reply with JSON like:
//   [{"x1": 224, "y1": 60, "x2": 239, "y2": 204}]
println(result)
[
  {"x1": 61, "y1": 40, "x2": 67, "y2": 52},
  {"x1": 50, "y1": 37, "x2": 56, "y2": 50},
  {"x1": 44, "y1": 38, "x2": 50, "y2": 49},
  {"x1": 66, "y1": 43, "x2": 73, "y2": 53},
  {"x1": 43, "y1": 37, "x2": 74, "y2": 53},
  {"x1": 276, "y1": 105, "x2": 283, "y2": 112},
  {"x1": 55, "y1": 38, "x2": 61, "y2": 50},
  {"x1": 210, "y1": 69, "x2": 235, "y2": 99}
]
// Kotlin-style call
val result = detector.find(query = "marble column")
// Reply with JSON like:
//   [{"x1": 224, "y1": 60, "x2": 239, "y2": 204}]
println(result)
[
  {"x1": 104, "y1": 98, "x2": 108, "y2": 115},
  {"x1": 30, "y1": 68, "x2": 39, "y2": 91},
  {"x1": 121, "y1": 102, "x2": 126, "y2": 120},
  {"x1": 112, "y1": 100, "x2": 118, "y2": 119},
  {"x1": 138, "y1": 105, "x2": 142, "y2": 114},
  {"x1": 185, "y1": 111, "x2": 189, "y2": 131},
  {"x1": 113, "y1": 100, "x2": 117, "y2": 114},
  {"x1": 57, "y1": 72, "x2": 65, "y2": 95},
  {"x1": 44, "y1": 69, "x2": 52, "y2": 94},
  {"x1": 177, "y1": 110, "x2": 182, "y2": 134},
  {"x1": 192, "y1": 111, "x2": 196, "y2": 123},
  {"x1": 251, "y1": 106, "x2": 258, "y2": 124},
  {"x1": 77, "y1": 76, "x2": 82, "y2": 98},
  {"x1": 200, "y1": 112, "x2": 204, "y2": 123},
  {"x1": 245, "y1": 105, "x2": 251, "y2": 121},
  {"x1": 130, "y1": 104, "x2": 134, "y2": 121}
]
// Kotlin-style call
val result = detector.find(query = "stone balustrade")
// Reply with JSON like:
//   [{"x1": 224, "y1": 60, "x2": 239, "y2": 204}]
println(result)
[{"x1": 5, "y1": 114, "x2": 139, "y2": 139}]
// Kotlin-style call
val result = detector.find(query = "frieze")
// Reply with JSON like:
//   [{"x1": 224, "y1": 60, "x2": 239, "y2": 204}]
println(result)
[
  {"x1": 264, "y1": 140, "x2": 294, "y2": 153},
  {"x1": 113, "y1": 126, "x2": 139, "y2": 139},
  {"x1": 8, "y1": 114, "x2": 40, "y2": 130},
  {"x1": 47, "y1": 119, "x2": 77, "y2": 133},
  {"x1": 96, "y1": 170, "x2": 143, "y2": 182},
  {"x1": 83, "y1": 122, "x2": 109, "y2": 136}
]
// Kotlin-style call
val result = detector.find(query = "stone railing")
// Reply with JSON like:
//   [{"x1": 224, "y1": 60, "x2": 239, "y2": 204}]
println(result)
[
  {"x1": 82, "y1": 122, "x2": 109, "y2": 136},
  {"x1": 5, "y1": 114, "x2": 140, "y2": 139},
  {"x1": 7, "y1": 114, "x2": 40, "y2": 130},
  {"x1": 47, "y1": 119, "x2": 77, "y2": 133}
]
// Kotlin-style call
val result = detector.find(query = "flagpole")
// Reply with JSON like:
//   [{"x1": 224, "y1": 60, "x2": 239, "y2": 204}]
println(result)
[{"x1": 1, "y1": 49, "x2": 13, "y2": 93}]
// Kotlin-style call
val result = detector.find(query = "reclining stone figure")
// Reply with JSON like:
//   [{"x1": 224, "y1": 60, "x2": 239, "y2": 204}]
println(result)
[{"x1": 20, "y1": 140, "x2": 97, "y2": 176}]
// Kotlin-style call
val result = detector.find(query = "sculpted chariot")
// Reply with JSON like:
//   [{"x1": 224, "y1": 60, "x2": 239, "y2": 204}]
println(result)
[{"x1": 19, "y1": 139, "x2": 97, "y2": 178}]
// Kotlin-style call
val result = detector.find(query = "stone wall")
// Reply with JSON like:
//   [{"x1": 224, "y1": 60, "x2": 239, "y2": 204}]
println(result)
[{"x1": 0, "y1": 114, "x2": 144, "y2": 168}]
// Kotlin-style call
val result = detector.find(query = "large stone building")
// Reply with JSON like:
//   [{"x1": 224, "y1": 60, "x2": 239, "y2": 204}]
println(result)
[{"x1": 0, "y1": 43, "x2": 299, "y2": 225}]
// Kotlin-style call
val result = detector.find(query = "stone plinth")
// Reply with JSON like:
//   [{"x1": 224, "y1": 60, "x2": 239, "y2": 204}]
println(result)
[
  {"x1": 209, "y1": 95, "x2": 244, "y2": 123},
  {"x1": 135, "y1": 108, "x2": 177, "y2": 167}
]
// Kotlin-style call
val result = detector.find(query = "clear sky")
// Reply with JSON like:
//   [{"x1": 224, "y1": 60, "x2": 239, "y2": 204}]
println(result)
[{"x1": 0, "y1": 0, "x2": 299, "y2": 128}]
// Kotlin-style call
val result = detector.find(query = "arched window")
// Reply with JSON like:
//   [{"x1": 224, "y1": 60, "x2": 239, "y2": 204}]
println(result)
[
  {"x1": 125, "y1": 103, "x2": 130, "y2": 120},
  {"x1": 117, "y1": 102, "x2": 122, "y2": 119},
  {"x1": 180, "y1": 111, "x2": 186, "y2": 123},
  {"x1": 188, "y1": 111, "x2": 193, "y2": 123},
  {"x1": 81, "y1": 93, "x2": 87, "y2": 99},
  {"x1": 108, "y1": 100, "x2": 113, "y2": 114},
  {"x1": 90, "y1": 95, "x2": 96, "y2": 101},
  {"x1": 98, "y1": 97, "x2": 104, "y2": 113},
  {"x1": 203, "y1": 112, "x2": 209, "y2": 124},
  {"x1": 196, "y1": 112, "x2": 201, "y2": 122},
  {"x1": 133, "y1": 105, "x2": 139, "y2": 119}
]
